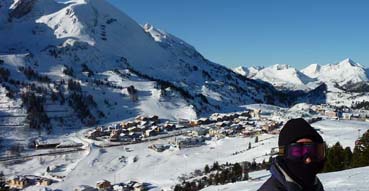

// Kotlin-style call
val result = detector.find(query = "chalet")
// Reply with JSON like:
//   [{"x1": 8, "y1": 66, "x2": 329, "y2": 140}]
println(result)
[
  {"x1": 136, "y1": 115, "x2": 159, "y2": 123},
  {"x1": 123, "y1": 121, "x2": 138, "y2": 128},
  {"x1": 128, "y1": 126, "x2": 141, "y2": 133},
  {"x1": 163, "y1": 123, "x2": 176, "y2": 131},
  {"x1": 145, "y1": 129, "x2": 156, "y2": 137},
  {"x1": 34, "y1": 138, "x2": 61, "y2": 149},
  {"x1": 96, "y1": 180, "x2": 111, "y2": 190},
  {"x1": 238, "y1": 110, "x2": 251, "y2": 117},
  {"x1": 110, "y1": 130, "x2": 121, "y2": 142},
  {"x1": 211, "y1": 113, "x2": 241, "y2": 122},
  {"x1": 7, "y1": 176, "x2": 29, "y2": 189},
  {"x1": 230, "y1": 123, "x2": 242, "y2": 130},
  {"x1": 125, "y1": 181, "x2": 138, "y2": 189},
  {"x1": 133, "y1": 182, "x2": 144, "y2": 191},
  {"x1": 199, "y1": 117, "x2": 212, "y2": 124},
  {"x1": 36, "y1": 178, "x2": 52, "y2": 186},
  {"x1": 250, "y1": 109, "x2": 261, "y2": 119},
  {"x1": 261, "y1": 121, "x2": 279, "y2": 132},
  {"x1": 325, "y1": 110, "x2": 338, "y2": 119},
  {"x1": 191, "y1": 127, "x2": 209, "y2": 136},
  {"x1": 208, "y1": 128, "x2": 225, "y2": 138},
  {"x1": 215, "y1": 121, "x2": 230, "y2": 128},
  {"x1": 148, "y1": 144, "x2": 170, "y2": 152},
  {"x1": 242, "y1": 129, "x2": 261, "y2": 137},
  {"x1": 114, "y1": 123, "x2": 122, "y2": 129},
  {"x1": 178, "y1": 118, "x2": 190, "y2": 127},
  {"x1": 190, "y1": 118, "x2": 211, "y2": 127},
  {"x1": 342, "y1": 113, "x2": 353, "y2": 120},
  {"x1": 87, "y1": 129, "x2": 101, "y2": 139},
  {"x1": 174, "y1": 136, "x2": 206, "y2": 149},
  {"x1": 138, "y1": 125, "x2": 148, "y2": 131},
  {"x1": 56, "y1": 141, "x2": 83, "y2": 148},
  {"x1": 119, "y1": 133, "x2": 132, "y2": 142},
  {"x1": 129, "y1": 132, "x2": 143, "y2": 142}
]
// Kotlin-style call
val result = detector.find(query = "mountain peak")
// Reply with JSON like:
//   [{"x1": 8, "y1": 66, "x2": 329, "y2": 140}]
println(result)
[
  {"x1": 271, "y1": 64, "x2": 290, "y2": 70},
  {"x1": 338, "y1": 58, "x2": 359, "y2": 67}
]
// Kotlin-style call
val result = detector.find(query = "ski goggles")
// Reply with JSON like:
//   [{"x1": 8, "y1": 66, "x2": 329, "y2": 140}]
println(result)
[{"x1": 279, "y1": 142, "x2": 326, "y2": 161}]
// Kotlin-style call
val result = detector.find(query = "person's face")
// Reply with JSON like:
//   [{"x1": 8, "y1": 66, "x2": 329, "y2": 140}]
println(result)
[{"x1": 296, "y1": 138, "x2": 313, "y2": 164}]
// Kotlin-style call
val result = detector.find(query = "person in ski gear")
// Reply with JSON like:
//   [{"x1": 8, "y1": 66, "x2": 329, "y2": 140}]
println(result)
[{"x1": 258, "y1": 118, "x2": 326, "y2": 191}]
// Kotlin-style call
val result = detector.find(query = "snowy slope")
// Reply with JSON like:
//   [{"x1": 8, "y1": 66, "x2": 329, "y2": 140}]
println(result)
[
  {"x1": 201, "y1": 166, "x2": 369, "y2": 191},
  {"x1": 0, "y1": 0, "x2": 296, "y2": 129}
]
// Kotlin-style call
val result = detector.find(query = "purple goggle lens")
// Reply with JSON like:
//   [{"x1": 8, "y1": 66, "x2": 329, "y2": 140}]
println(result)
[{"x1": 284, "y1": 142, "x2": 325, "y2": 161}]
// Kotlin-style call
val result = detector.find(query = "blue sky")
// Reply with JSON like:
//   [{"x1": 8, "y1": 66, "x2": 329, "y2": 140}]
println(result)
[{"x1": 108, "y1": 0, "x2": 369, "y2": 69}]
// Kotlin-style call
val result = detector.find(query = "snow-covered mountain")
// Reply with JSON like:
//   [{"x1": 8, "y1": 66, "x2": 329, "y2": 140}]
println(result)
[
  {"x1": 236, "y1": 58, "x2": 369, "y2": 91},
  {"x1": 235, "y1": 58, "x2": 369, "y2": 106},
  {"x1": 1, "y1": 0, "x2": 308, "y2": 131},
  {"x1": 235, "y1": 64, "x2": 318, "y2": 90},
  {"x1": 302, "y1": 58, "x2": 368, "y2": 86},
  {"x1": 233, "y1": 66, "x2": 263, "y2": 78}
]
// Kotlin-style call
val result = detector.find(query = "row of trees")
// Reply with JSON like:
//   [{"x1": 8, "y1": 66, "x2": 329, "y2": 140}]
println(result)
[
  {"x1": 174, "y1": 158, "x2": 272, "y2": 191},
  {"x1": 323, "y1": 129, "x2": 369, "y2": 172},
  {"x1": 67, "y1": 79, "x2": 100, "y2": 126},
  {"x1": 21, "y1": 91, "x2": 51, "y2": 131},
  {"x1": 174, "y1": 162, "x2": 247, "y2": 191},
  {"x1": 352, "y1": 101, "x2": 369, "y2": 110},
  {"x1": 18, "y1": 66, "x2": 50, "y2": 83},
  {"x1": 0, "y1": 67, "x2": 10, "y2": 81}
]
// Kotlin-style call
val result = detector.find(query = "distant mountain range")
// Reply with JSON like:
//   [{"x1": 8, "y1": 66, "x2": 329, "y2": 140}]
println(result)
[{"x1": 234, "y1": 58, "x2": 369, "y2": 91}]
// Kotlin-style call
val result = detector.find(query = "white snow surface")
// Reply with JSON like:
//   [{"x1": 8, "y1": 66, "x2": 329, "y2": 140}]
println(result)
[{"x1": 201, "y1": 166, "x2": 369, "y2": 191}]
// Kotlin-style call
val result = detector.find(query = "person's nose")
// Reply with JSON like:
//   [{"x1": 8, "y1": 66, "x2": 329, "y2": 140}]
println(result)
[{"x1": 304, "y1": 157, "x2": 312, "y2": 164}]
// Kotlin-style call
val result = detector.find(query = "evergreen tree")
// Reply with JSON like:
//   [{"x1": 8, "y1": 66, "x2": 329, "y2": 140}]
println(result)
[
  {"x1": 212, "y1": 161, "x2": 220, "y2": 171},
  {"x1": 324, "y1": 142, "x2": 345, "y2": 172},
  {"x1": 255, "y1": 136, "x2": 259, "y2": 143},
  {"x1": 343, "y1": 147, "x2": 353, "y2": 169},
  {"x1": 174, "y1": 185, "x2": 182, "y2": 191},
  {"x1": 243, "y1": 169, "x2": 249, "y2": 180},
  {"x1": 232, "y1": 163, "x2": 243, "y2": 181},
  {"x1": 204, "y1": 165, "x2": 210, "y2": 174},
  {"x1": 248, "y1": 142, "x2": 251, "y2": 150},
  {"x1": 352, "y1": 130, "x2": 369, "y2": 167}
]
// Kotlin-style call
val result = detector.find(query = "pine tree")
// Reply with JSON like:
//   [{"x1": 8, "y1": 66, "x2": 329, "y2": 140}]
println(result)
[
  {"x1": 248, "y1": 142, "x2": 251, "y2": 150},
  {"x1": 204, "y1": 164, "x2": 210, "y2": 174},
  {"x1": 343, "y1": 147, "x2": 353, "y2": 169},
  {"x1": 243, "y1": 168, "x2": 249, "y2": 181},
  {"x1": 324, "y1": 142, "x2": 345, "y2": 172},
  {"x1": 352, "y1": 130, "x2": 369, "y2": 167},
  {"x1": 230, "y1": 163, "x2": 242, "y2": 182},
  {"x1": 212, "y1": 161, "x2": 220, "y2": 171}
]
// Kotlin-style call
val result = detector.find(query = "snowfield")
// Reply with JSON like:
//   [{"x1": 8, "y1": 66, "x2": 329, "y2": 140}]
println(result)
[{"x1": 201, "y1": 166, "x2": 369, "y2": 191}]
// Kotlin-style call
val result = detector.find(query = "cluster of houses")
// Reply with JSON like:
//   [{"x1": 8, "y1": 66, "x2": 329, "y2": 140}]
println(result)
[
  {"x1": 74, "y1": 180, "x2": 147, "y2": 191},
  {"x1": 4, "y1": 175, "x2": 54, "y2": 190},
  {"x1": 194, "y1": 111, "x2": 281, "y2": 139},
  {"x1": 86, "y1": 115, "x2": 183, "y2": 143},
  {"x1": 85, "y1": 109, "x2": 287, "y2": 151},
  {"x1": 311, "y1": 104, "x2": 369, "y2": 121},
  {"x1": 147, "y1": 110, "x2": 282, "y2": 152}
]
